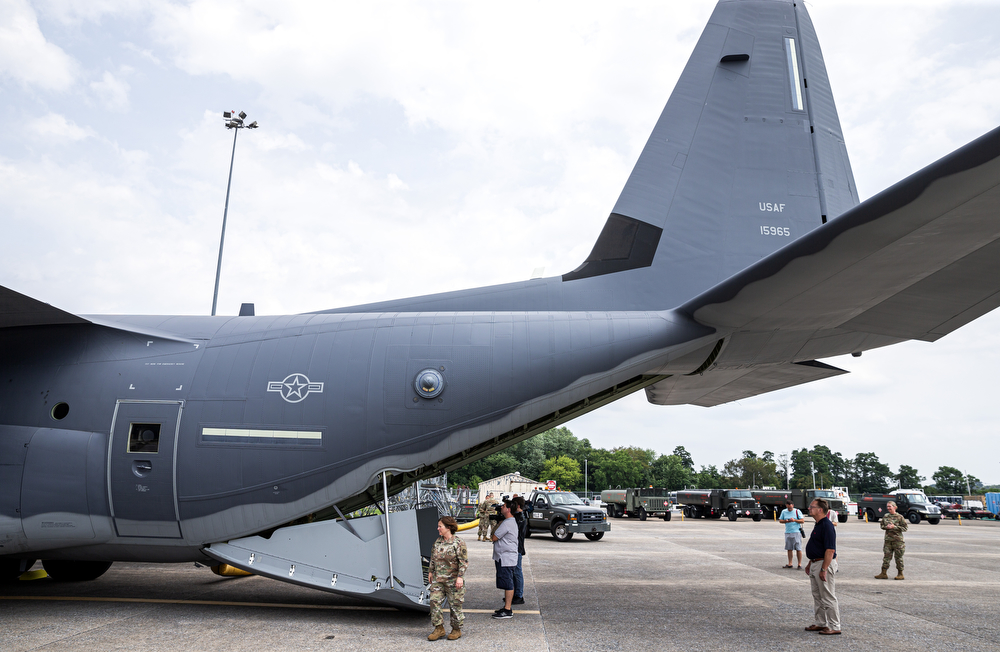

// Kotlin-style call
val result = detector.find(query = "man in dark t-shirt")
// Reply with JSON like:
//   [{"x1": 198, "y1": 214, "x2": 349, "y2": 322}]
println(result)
[{"x1": 803, "y1": 498, "x2": 841, "y2": 635}]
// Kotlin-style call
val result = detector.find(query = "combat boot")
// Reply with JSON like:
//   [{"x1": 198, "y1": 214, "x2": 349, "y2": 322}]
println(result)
[
  {"x1": 894, "y1": 572, "x2": 904, "y2": 580},
  {"x1": 447, "y1": 628, "x2": 462, "y2": 640},
  {"x1": 428, "y1": 625, "x2": 446, "y2": 641},
  {"x1": 874, "y1": 571, "x2": 888, "y2": 579}
]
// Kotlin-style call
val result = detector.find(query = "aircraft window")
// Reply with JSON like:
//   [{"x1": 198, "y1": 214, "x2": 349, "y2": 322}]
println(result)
[
  {"x1": 128, "y1": 423, "x2": 161, "y2": 453},
  {"x1": 784, "y1": 37, "x2": 804, "y2": 111},
  {"x1": 50, "y1": 402, "x2": 69, "y2": 420}
]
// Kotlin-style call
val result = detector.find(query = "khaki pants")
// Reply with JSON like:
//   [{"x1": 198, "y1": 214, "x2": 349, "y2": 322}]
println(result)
[{"x1": 809, "y1": 559, "x2": 841, "y2": 631}]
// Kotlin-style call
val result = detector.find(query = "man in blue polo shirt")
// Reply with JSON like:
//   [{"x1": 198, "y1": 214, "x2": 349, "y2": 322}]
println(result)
[{"x1": 803, "y1": 498, "x2": 841, "y2": 635}]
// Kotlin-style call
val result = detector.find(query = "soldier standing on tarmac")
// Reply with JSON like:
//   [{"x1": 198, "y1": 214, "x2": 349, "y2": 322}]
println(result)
[
  {"x1": 477, "y1": 493, "x2": 496, "y2": 541},
  {"x1": 875, "y1": 501, "x2": 908, "y2": 580},
  {"x1": 427, "y1": 516, "x2": 468, "y2": 641}
]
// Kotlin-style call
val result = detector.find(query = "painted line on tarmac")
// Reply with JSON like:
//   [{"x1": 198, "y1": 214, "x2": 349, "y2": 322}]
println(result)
[
  {"x1": 0, "y1": 596, "x2": 540, "y2": 614},
  {"x1": 0, "y1": 596, "x2": 394, "y2": 611}
]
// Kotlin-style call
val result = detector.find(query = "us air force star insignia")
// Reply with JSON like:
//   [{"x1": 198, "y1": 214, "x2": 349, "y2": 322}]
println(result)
[{"x1": 267, "y1": 373, "x2": 324, "y2": 404}]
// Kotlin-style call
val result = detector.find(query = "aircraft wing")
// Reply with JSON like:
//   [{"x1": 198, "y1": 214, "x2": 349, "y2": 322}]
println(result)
[
  {"x1": 0, "y1": 285, "x2": 90, "y2": 329},
  {"x1": 684, "y1": 126, "x2": 1000, "y2": 350},
  {"x1": 646, "y1": 360, "x2": 847, "y2": 407}
]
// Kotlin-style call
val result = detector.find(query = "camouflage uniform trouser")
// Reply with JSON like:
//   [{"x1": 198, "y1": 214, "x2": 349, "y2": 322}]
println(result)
[
  {"x1": 882, "y1": 540, "x2": 905, "y2": 572},
  {"x1": 477, "y1": 517, "x2": 490, "y2": 540},
  {"x1": 429, "y1": 580, "x2": 465, "y2": 628}
]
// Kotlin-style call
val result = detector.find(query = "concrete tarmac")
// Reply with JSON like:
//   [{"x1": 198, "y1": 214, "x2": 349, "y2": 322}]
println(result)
[{"x1": 2, "y1": 515, "x2": 998, "y2": 651}]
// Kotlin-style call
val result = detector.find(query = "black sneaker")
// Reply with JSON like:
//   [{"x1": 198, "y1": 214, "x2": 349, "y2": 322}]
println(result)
[
  {"x1": 511, "y1": 597, "x2": 525, "y2": 605},
  {"x1": 492, "y1": 609, "x2": 513, "y2": 619}
]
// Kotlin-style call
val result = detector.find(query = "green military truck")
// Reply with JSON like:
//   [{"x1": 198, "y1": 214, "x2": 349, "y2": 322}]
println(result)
[
  {"x1": 752, "y1": 489, "x2": 849, "y2": 523},
  {"x1": 525, "y1": 489, "x2": 611, "y2": 541},
  {"x1": 857, "y1": 490, "x2": 941, "y2": 525},
  {"x1": 601, "y1": 488, "x2": 673, "y2": 521},
  {"x1": 676, "y1": 489, "x2": 762, "y2": 521}
]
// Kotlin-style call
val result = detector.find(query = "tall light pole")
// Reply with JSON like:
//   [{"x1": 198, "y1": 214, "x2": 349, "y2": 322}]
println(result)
[{"x1": 212, "y1": 110, "x2": 258, "y2": 316}]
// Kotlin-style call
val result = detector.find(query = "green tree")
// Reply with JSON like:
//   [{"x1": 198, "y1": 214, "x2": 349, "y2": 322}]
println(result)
[
  {"x1": 672, "y1": 446, "x2": 695, "y2": 470},
  {"x1": 650, "y1": 454, "x2": 693, "y2": 490},
  {"x1": 723, "y1": 454, "x2": 778, "y2": 488},
  {"x1": 931, "y1": 466, "x2": 981, "y2": 494},
  {"x1": 894, "y1": 465, "x2": 924, "y2": 489},
  {"x1": 541, "y1": 455, "x2": 582, "y2": 490},
  {"x1": 693, "y1": 464, "x2": 724, "y2": 489},
  {"x1": 849, "y1": 452, "x2": 892, "y2": 493},
  {"x1": 776, "y1": 453, "x2": 790, "y2": 489}
]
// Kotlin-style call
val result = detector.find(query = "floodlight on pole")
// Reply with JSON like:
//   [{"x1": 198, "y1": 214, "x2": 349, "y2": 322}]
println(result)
[{"x1": 212, "y1": 110, "x2": 259, "y2": 316}]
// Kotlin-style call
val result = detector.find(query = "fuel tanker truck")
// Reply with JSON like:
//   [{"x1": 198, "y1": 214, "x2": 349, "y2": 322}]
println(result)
[
  {"x1": 676, "y1": 489, "x2": 762, "y2": 521},
  {"x1": 752, "y1": 489, "x2": 849, "y2": 523}
]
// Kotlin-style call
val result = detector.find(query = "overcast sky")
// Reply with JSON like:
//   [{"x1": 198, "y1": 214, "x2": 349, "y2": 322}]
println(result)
[{"x1": 3, "y1": 0, "x2": 1000, "y2": 486}]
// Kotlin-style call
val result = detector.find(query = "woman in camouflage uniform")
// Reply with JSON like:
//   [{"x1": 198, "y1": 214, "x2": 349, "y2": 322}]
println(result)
[
  {"x1": 875, "y1": 501, "x2": 908, "y2": 580},
  {"x1": 428, "y1": 515, "x2": 469, "y2": 641}
]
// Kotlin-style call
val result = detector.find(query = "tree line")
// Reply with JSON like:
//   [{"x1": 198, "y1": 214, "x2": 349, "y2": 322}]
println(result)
[{"x1": 448, "y1": 427, "x2": 995, "y2": 496}]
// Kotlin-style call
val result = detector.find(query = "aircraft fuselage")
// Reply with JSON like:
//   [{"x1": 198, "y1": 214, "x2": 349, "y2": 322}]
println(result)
[{"x1": 0, "y1": 310, "x2": 709, "y2": 562}]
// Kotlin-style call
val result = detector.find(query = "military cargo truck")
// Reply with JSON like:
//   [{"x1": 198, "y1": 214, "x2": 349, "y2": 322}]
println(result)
[
  {"x1": 857, "y1": 490, "x2": 941, "y2": 525},
  {"x1": 752, "y1": 489, "x2": 849, "y2": 523},
  {"x1": 676, "y1": 489, "x2": 762, "y2": 521},
  {"x1": 601, "y1": 488, "x2": 673, "y2": 521}
]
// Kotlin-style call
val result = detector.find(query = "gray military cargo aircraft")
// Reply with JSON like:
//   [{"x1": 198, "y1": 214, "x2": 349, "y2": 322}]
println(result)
[{"x1": 2, "y1": 0, "x2": 999, "y2": 609}]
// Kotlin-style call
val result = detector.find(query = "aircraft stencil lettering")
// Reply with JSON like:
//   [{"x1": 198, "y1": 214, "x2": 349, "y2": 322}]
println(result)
[{"x1": 2, "y1": 0, "x2": 999, "y2": 612}]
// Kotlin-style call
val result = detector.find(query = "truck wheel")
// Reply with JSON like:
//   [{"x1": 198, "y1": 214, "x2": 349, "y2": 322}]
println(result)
[
  {"x1": 638, "y1": 507, "x2": 647, "y2": 522},
  {"x1": 551, "y1": 522, "x2": 573, "y2": 541},
  {"x1": 751, "y1": 514, "x2": 761, "y2": 522},
  {"x1": 584, "y1": 532, "x2": 604, "y2": 541},
  {"x1": 866, "y1": 508, "x2": 877, "y2": 522},
  {"x1": 607, "y1": 506, "x2": 616, "y2": 518},
  {"x1": 907, "y1": 512, "x2": 921, "y2": 525},
  {"x1": 838, "y1": 514, "x2": 848, "y2": 523},
  {"x1": 927, "y1": 518, "x2": 940, "y2": 525},
  {"x1": 614, "y1": 505, "x2": 623, "y2": 518},
  {"x1": 727, "y1": 508, "x2": 738, "y2": 522},
  {"x1": 663, "y1": 511, "x2": 672, "y2": 522}
]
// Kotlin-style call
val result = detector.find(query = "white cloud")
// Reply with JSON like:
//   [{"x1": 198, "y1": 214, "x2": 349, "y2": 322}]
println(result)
[
  {"x1": 27, "y1": 112, "x2": 94, "y2": 141},
  {"x1": 90, "y1": 70, "x2": 131, "y2": 111},
  {"x1": 0, "y1": 0, "x2": 78, "y2": 91}
]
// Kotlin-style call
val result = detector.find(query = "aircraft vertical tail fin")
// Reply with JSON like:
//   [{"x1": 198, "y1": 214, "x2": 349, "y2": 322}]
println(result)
[
  {"x1": 322, "y1": 0, "x2": 861, "y2": 315},
  {"x1": 564, "y1": 0, "x2": 859, "y2": 306}
]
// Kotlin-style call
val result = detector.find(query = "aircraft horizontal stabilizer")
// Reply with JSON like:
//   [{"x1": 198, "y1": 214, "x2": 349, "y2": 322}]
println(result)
[
  {"x1": 685, "y1": 127, "x2": 1000, "y2": 352},
  {"x1": 646, "y1": 360, "x2": 847, "y2": 407},
  {"x1": 0, "y1": 285, "x2": 90, "y2": 329}
]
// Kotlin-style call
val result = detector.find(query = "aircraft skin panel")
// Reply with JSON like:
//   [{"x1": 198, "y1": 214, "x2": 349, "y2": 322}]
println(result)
[
  {"x1": 646, "y1": 360, "x2": 847, "y2": 407},
  {"x1": 794, "y1": 0, "x2": 859, "y2": 220},
  {"x1": 0, "y1": 285, "x2": 90, "y2": 330},
  {"x1": 686, "y1": 127, "x2": 1000, "y2": 354}
]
